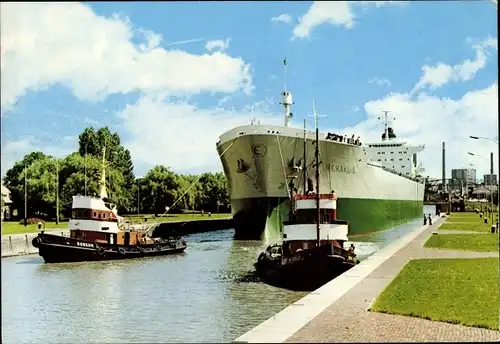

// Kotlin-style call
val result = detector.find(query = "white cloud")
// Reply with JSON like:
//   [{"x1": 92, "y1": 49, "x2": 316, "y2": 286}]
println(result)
[
  {"x1": 1, "y1": 137, "x2": 76, "y2": 176},
  {"x1": 327, "y1": 82, "x2": 498, "y2": 181},
  {"x1": 0, "y1": 3, "x2": 252, "y2": 112},
  {"x1": 205, "y1": 38, "x2": 231, "y2": 52},
  {"x1": 411, "y1": 37, "x2": 498, "y2": 94},
  {"x1": 119, "y1": 94, "x2": 283, "y2": 174},
  {"x1": 368, "y1": 77, "x2": 391, "y2": 87},
  {"x1": 271, "y1": 13, "x2": 292, "y2": 23},
  {"x1": 292, "y1": 1, "x2": 404, "y2": 39}
]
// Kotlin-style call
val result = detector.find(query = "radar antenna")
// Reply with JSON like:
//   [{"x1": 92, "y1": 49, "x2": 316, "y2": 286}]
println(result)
[{"x1": 378, "y1": 111, "x2": 396, "y2": 141}]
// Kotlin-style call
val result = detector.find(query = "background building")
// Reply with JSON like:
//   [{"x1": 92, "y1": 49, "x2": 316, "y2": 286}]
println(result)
[
  {"x1": 483, "y1": 174, "x2": 498, "y2": 185},
  {"x1": 1, "y1": 183, "x2": 13, "y2": 220},
  {"x1": 451, "y1": 168, "x2": 477, "y2": 189}
]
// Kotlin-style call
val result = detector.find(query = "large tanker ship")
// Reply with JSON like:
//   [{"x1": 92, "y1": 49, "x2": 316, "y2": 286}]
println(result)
[{"x1": 216, "y1": 74, "x2": 425, "y2": 240}]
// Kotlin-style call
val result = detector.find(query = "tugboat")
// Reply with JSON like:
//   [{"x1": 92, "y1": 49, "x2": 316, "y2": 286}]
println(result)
[
  {"x1": 32, "y1": 147, "x2": 187, "y2": 263},
  {"x1": 254, "y1": 102, "x2": 358, "y2": 291}
]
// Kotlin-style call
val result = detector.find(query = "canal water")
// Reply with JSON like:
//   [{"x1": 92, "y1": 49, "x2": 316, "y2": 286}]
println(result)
[{"x1": 2, "y1": 205, "x2": 434, "y2": 343}]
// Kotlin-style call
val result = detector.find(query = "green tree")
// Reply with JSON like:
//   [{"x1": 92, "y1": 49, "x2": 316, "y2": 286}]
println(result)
[
  {"x1": 177, "y1": 174, "x2": 201, "y2": 211},
  {"x1": 3, "y1": 152, "x2": 51, "y2": 219},
  {"x1": 141, "y1": 166, "x2": 181, "y2": 216},
  {"x1": 197, "y1": 172, "x2": 230, "y2": 212},
  {"x1": 59, "y1": 152, "x2": 131, "y2": 215},
  {"x1": 77, "y1": 126, "x2": 135, "y2": 210}
]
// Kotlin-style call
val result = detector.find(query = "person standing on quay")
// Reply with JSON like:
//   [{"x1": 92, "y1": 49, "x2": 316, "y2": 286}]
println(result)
[{"x1": 428, "y1": 214, "x2": 432, "y2": 226}]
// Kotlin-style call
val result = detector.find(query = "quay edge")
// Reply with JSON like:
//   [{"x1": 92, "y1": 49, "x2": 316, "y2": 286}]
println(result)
[{"x1": 233, "y1": 214, "x2": 441, "y2": 343}]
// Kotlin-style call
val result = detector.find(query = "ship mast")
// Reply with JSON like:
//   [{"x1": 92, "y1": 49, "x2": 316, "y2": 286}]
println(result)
[
  {"x1": 382, "y1": 110, "x2": 389, "y2": 141},
  {"x1": 313, "y1": 100, "x2": 320, "y2": 247},
  {"x1": 280, "y1": 58, "x2": 293, "y2": 127}
]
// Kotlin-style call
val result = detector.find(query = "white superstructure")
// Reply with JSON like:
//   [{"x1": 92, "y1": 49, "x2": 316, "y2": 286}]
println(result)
[
  {"x1": 69, "y1": 195, "x2": 122, "y2": 233},
  {"x1": 284, "y1": 194, "x2": 348, "y2": 243}
]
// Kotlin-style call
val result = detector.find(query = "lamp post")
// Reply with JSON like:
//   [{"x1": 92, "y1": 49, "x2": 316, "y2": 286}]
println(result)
[
  {"x1": 468, "y1": 152, "x2": 495, "y2": 222},
  {"x1": 137, "y1": 177, "x2": 142, "y2": 215},
  {"x1": 470, "y1": 133, "x2": 500, "y2": 330},
  {"x1": 53, "y1": 159, "x2": 59, "y2": 225},
  {"x1": 24, "y1": 164, "x2": 28, "y2": 227}
]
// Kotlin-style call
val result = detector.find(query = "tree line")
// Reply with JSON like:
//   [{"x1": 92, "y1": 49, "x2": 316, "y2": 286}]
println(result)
[{"x1": 3, "y1": 127, "x2": 230, "y2": 220}]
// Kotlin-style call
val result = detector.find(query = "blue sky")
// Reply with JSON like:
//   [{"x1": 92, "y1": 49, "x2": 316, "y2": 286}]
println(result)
[{"x1": 1, "y1": 1, "x2": 498, "y2": 180}]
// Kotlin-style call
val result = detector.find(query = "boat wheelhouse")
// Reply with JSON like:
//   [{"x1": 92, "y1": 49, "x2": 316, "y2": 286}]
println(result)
[{"x1": 282, "y1": 193, "x2": 349, "y2": 256}]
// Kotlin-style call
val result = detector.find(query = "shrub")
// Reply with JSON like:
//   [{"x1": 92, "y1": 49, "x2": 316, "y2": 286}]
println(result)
[{"x1": 18, "y1": 218, "x2": 45, "y2": 225}]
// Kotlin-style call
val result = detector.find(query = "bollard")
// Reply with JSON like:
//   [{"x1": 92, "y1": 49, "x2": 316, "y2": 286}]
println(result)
[{"x1": 9, "y1": 236, "x2": 12, "y2": 253}]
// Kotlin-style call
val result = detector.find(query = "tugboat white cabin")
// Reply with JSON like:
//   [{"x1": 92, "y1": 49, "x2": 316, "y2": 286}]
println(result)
[{"x1": 283, "y1": 193, "x2": 349, "y2": 255}]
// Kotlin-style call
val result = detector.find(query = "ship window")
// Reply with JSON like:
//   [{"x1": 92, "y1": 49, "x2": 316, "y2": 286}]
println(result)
[
  {"x1": 390, "y1": 151, "x2": 394, "y2": 154},
  {"x1": 98, "y1": 213, "x2": 101, "y2": 219},
  {"x1": 402, "y1": 165, "x2": 405, "y2": 168},
  {"x1": 377, "y1": 159, "x2": 381, "y2": 162},
  {"x1": 390, "y1": 159, "x2": 394, "y2": 161},
  {"x1": 377, "y1": 152, "x2": 380, "y2": 154},
  {"x1": 93, "y1": 212, "x2": 97, "y2": 217},
  {"x1": 399, "y1": 158, "x2": 403, "y2": 161}
]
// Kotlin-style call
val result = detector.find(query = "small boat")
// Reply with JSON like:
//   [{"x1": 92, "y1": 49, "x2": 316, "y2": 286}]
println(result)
[
  {"x1": 254, "y1": 102, "x2": 358, "y2": 291},
  {"x1": 32, "y1": 147, "x2": 187, "y2": 264}
]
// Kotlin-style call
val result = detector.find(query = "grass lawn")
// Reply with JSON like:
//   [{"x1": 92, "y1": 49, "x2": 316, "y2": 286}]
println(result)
[
  {"x1": 447, "y1": 213, "x2": 486, "y2": 222},
  {"x1": 370, "y1": 258, "x2": 499, "y2": 330},
  {"x1": 124, "y1": 213, "x2": 231, "y2": 224},
  {"x1": 1, "y1": 222, "x2": 68, "y2": 236},
  {"x1": 425, "y1": 234, "x2": 499, "y2": 252},
  {"x1": 439, "y1": 222, "x2": 491, "y2": 232},
  {"x1": 1, "y1": 213, "x2": 231, "y2": 236}
]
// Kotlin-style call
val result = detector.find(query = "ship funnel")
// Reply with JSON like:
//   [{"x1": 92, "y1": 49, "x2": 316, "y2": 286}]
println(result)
[{"x1": 280, "y1": 57, "x2": 293, "y2": 127}]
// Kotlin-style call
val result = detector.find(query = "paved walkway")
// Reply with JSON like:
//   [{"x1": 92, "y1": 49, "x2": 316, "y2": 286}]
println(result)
[{"x1": 285, "y1": 217, "x2": 500, "y2": 343}]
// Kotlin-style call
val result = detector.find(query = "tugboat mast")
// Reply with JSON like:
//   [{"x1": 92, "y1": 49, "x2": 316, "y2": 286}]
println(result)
[
  {"x1": 313, "y1": 100, "x2": 320, "y2": 247},
  {"x1": 99, "y1": 145, "x2": 108, "y2": 199}
]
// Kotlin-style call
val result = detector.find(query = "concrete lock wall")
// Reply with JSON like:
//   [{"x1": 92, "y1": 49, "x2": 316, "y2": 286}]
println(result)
[{"x1": 1, "y1": 231, "x2": 70, "y2": 258}]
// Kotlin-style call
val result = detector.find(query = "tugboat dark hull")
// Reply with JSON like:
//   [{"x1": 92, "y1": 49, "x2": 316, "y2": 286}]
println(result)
[
  {"x1": 254, "y1": 246, "x2": 357, "y2": 291},
  {"x1": 32, "y1": 233, "x2": 187, "y2": 263}
]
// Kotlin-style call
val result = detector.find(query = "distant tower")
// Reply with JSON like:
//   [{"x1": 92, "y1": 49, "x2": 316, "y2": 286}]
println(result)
[
  {"x1": 442, "y1": 142, "x2": 446, "y2": 192},
  {"x1": 490, "y1": 152, "x2": 494, "y2": 174}
]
